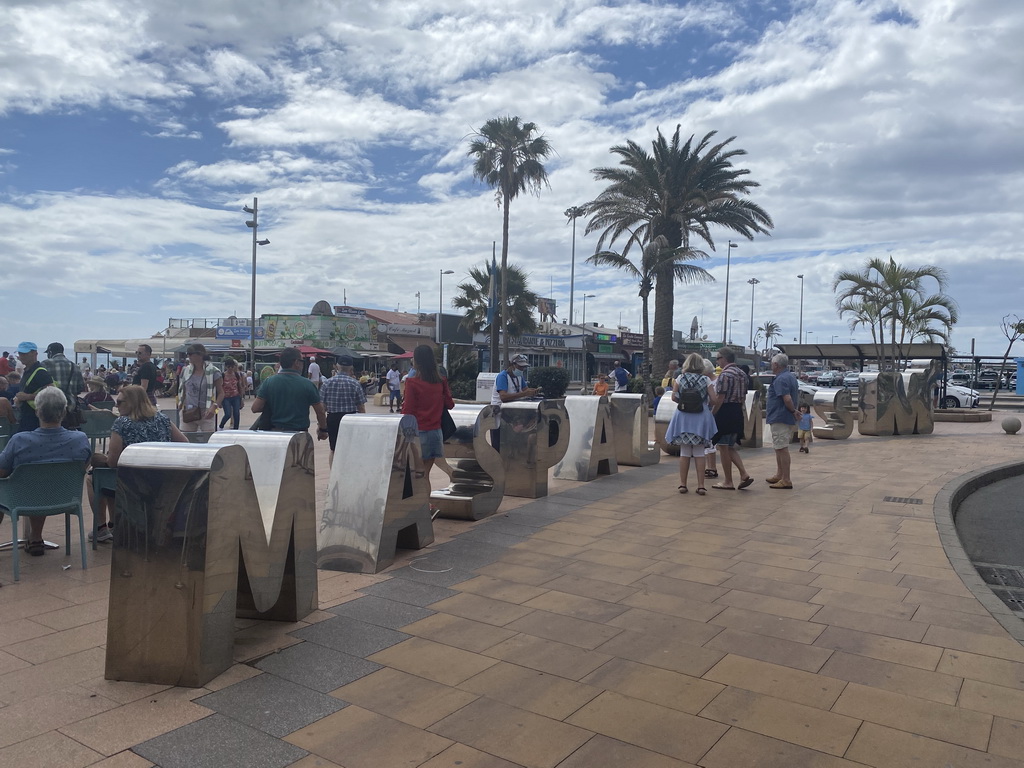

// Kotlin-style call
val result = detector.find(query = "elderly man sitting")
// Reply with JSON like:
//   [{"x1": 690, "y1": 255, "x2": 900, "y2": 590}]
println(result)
[{"x1": 0, "y1": 386, "x2": 91, "y2": 556}]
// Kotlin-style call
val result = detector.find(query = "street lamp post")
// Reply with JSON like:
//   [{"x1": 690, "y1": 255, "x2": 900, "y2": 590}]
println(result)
[
  {"x1": 722, "y1": 241, "x2": 738, "y2": 343},
  {"x1": 580, "y1": 293, "x2": 596, "y2": 329},
  {"x1": 243, "y1": 197, "x2": 270, "y2": 376},
  {"x1": 565, "y1": 206, "x2": 586, "y2": 332},
  {"x1": 797, "y1": 274, "x2": 805, "y2": 347},
  {"x1": 437, "y1": 269, "x2": 454, "y2": 344},
  {"x1": 580, "y1": 293, "x2": 595, "y2": 393},
  {"x1": 747, "y1": 277, "x2": 760, "y2": 347},
  {"x1": 730, "y1": 319, "x2": 738, "y2": 344}
]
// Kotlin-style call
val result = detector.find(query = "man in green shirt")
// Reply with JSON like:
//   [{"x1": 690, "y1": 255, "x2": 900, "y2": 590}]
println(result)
[{"x1": 252, "y1": 347, "x2": 328, "y2": 437}]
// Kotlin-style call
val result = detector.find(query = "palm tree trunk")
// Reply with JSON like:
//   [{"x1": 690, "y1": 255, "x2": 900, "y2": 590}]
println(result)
[
  {"x1": 652, "y1": 275, "x2": 673, "y2": 381},
  {"x1": 641, "y1": 294, "x2": 651, "y2": 396},
  {"x1": 489, "y1": 242, "x2": 499, "y2": 372},
  {"x1": 500, "y1": 190, "x2": 510, "y2": 369}
]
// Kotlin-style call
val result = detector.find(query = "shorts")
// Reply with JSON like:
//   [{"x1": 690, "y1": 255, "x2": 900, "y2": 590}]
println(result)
[
  {"x1": 389, "y1": 388, "x2": 401, "y2": 402},
  {"x1": 797, "y1": 429, "x2": 812, "y2": 439},
  {"x1": 326, "y1": 411, "x2": 355, "y2": 452},
  {"x1": 716, "y1": 432, "x2": 740, "y2": 447},
  {"x1": 677, "y1": 444, "x2": 707, "y2": 458},
  {"x1": 770, "y1": 422, "x2": 796, "y2": 450},
  {"x1": 418, "y1": 428, "x2": 444, "y2": 460}
]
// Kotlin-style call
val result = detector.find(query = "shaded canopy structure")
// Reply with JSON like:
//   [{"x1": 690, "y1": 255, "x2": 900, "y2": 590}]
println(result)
[{"x1": 776, "y1": 342, "x2": 947, "y2": 365}]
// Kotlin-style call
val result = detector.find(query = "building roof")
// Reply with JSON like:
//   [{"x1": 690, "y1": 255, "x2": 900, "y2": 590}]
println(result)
[{"x1": 363, "y1": 308, "x2": 424, "y2": 326}]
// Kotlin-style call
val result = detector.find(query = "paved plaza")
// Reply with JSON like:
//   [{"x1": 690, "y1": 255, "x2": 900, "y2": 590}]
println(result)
[{"x1": 2, "y1": 402, "x2": 1024, "y2": 768}]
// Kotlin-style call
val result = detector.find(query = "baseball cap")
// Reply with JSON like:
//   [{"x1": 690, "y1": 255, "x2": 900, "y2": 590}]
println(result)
[
  {"x1": 510, "y1": 354, "x2": 529, "y2": 368},
  {"x1": 17, "y1": 341, "x2": 37, "y2": 354},
  {"x1": 45, "y1": 342, "x2": 64, "y2": 355},
  {"x1": 337, "y1": 355, "x2": 354, "y2": 366}
]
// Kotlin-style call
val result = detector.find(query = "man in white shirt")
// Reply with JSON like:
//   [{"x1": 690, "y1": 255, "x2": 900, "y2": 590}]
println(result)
[
  {"x1": 386, "y1": 362, "x2": 403, "y2": 412},
  {"x1": 489, "y1": 354, "x2": 539, "y2": 452},
  {"x1": 307, "y1": 357, "x2": 322, "y2": 391}
]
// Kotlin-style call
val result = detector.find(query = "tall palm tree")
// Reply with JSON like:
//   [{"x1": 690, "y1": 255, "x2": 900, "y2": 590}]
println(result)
[
  {"x1": 587, "y1": 235, "x2": 712, "y2": 390},
  {"x1": 451, "y1": 263, "x2": 539, "y2": 339},
  {"x1": 586, "y1": 127, "x2": 773, "y2": 376},
  {"x1": 467, "y1": 116, "x2": 553, "y2": 369},
  {"x1": 756, "y1": 321, "x2": 782, "y2": 359}
]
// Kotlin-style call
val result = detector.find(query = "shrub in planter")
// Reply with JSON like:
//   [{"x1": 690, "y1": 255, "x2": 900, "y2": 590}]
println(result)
[
  {"x1": 449, "y1": 378, "x2": 478, "y2": 401},
  {"x1": 528, "y1": 366, "x2": 570, "y2": 399}
]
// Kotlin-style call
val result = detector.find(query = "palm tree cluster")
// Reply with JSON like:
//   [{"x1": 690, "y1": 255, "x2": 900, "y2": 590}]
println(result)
[
  {"x1": 451, "y1": 263, "x2": 539, "y2": 340},
  {"x1": 753, "y1": 321, "x2": 782, "y2": 361},
  {"x1": 832, "y1": 257, "x2": 958, "y2": 371}
]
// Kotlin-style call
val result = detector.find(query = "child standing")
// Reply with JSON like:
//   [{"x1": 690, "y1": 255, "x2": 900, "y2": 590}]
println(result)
[{"x1": 797, "y1": 403, "x2": 814, "y2": 453}]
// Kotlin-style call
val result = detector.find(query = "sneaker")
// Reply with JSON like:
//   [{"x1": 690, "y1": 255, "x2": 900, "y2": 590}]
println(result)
[{"x1": 89, "y1": 524, "x2": 113, "y2": 543}]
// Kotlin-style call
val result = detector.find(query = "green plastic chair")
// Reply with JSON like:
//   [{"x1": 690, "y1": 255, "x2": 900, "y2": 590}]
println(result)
[
  {"x1": 80, "y1": 410, "x2": 117, "y2": 452},
  {"x1": 0, "y1": 460, "x2": 88, "y2": 581},
  {"x1": 0, "y1": 421, "x2": 12, "y2": 451},
  {"x1": 90, "y1": 466, "x2": 118, "y2": 551}
]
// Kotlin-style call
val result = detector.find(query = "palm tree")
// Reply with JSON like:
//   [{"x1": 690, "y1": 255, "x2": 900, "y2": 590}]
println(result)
[
  {"x1": 756, "y1": 321, "x2": 782, "y2": 359},
  {"x1": 586, "y1": 127, "x2": 773, "y2": 376},
  {"x1": 587, "y1": 235, "x2": 711, "y2": 390},
  {"x1": 467, "y1": 117, "x2": 553, "y2": 369},
  {"x1": 451, "y1": 263, "x2": 539, "y2": 339}
]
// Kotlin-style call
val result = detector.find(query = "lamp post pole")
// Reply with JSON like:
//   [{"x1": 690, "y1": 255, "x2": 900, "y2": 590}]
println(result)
[
  {"x1": 797, "y1": 274, "x2": 805, "y2": 345},
  {"x1": 580, "y1": 293, "x2": 595, "y2": 392},
  {"x1": 565, "y1": 206, "x2": 586, "y2": 331},
  {"x1": 730, "y1": 319, "x2": 738, "y2": 345},
  {"x1": 581, "y1": 293, "x2": 595, "y2": 329},
  {"x1": 437, "y1": 269, "x2": 454, "y2": 344},
  {"x1": 243, "y1": 198, "x2": 270, "y2": 376},
  {"x1": 722, "y1": 241, "x2": 738, "y2": 343},
  {"x1": 747, "y1": 277, "x2": 760, "y2": 348}
]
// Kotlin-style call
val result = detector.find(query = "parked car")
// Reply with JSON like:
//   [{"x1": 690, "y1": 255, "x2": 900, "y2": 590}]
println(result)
[
  {"x1": 939, "y1": 383, "x2": 980, "y2": 409},
  {"x1": 974, "y1": 370, "x2": 1002, "y2": 389},
  {"x1": 946, "y1": 372, "x2": 974, "y2": 388},
  {"x1": 816, "y1": 370, "x2": 844, "y2": 387},
  {"x1": 842, "y1": 371, "x2": 861, "y2": 388}
]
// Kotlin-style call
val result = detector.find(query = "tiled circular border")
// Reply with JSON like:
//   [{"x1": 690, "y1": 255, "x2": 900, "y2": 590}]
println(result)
[{"x1": 934, "y1": 459, "x2": 1024, "y2": 644}]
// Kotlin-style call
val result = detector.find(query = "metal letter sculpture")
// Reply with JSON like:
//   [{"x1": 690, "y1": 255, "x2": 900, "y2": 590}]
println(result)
[
  {"x1": 553, "y1": 395, "x2": 618, "y2": 481},
  {"x1": 433, "y1": 404, "x2": 506, "y2": 520},
  {"x1": 654, "y1": 395, "x2": 680, "y2": 456},
  {"x1": 609, "y1": 393, "x2": 660, "y2": 466},
  {"x1": 811, "y1": 387, "x2": 854, "y2": 440},
  {"x1": 743, "y1": 388, "x2": 764, "y2": 449},
  {"x1": 858, "y1": 365, "x2": 937, "y2": 436},
  {"x1": 498, "y1": 400, "x2": 570, "y2": 497},
  {"x1": 105, "y1": 432, "x2": 318, "y2": 687},
  {"x1": 320, "y1": 414, "x2": 434, "y2": 572}
]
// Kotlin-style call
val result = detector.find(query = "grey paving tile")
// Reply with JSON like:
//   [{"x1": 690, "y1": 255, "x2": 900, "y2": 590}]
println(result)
[
  {"x1": 255, "y1": 641, "x2": 381, "y2": 693},
  {"x1": 359, "y1": 578, "x2": 457, "y2": 607},
  {"x1": 196, "y1": 673, "x2": 346, "y2": 737},
  {"x1": 291, "y1": 616, "x2": 409, "y2": 657},
  {"x1": 328, "y1": 595, "x2": 436, "y2": 629},
  {"x1": 133, "y1": 713, "x2": 307, "y2": 768},
  {"x1": 386, "y1": 563, "x2": 479, "y2": 587}
]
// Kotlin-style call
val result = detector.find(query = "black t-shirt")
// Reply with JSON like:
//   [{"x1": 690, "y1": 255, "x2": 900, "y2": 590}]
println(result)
[
  {"x1": 133, "y1": 361, "x2": 159, "y2": 393},
  {"x1": 21, "y1": 361, "x2": 53, "y2": 418}
]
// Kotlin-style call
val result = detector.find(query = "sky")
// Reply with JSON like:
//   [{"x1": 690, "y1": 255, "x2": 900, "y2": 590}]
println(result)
[{"x1": 1, "y1": 0, "x2": 1021, "y2": 360}]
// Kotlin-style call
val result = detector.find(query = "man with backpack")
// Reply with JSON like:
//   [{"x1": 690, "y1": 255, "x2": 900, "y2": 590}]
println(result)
[{"x1": 611, "y1": 360, "x2": 632, "y2": 392}]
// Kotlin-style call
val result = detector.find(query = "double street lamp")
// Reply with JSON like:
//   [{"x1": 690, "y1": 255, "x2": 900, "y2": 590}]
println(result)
[
  {"x1": 747, "y1": 277, "x2": 760, "y2": 347},
  {"x1": 243, "y1": 198, "x2": 270, "y2": 375},
  {"x1": 565, "y1": 206, "x2": 587, "y2": 329}
]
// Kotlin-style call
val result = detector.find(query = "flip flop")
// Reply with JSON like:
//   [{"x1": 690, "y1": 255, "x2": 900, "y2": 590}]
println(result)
[
  {"x1": 705, "y1": 469, "x2": 718, "y2": 478},
  {"x1": 696, "y1": 488, "x2": 707, "y2": 495},
  {"x1": 678, "y1": 485, "x2": 688, "y2": 494},
  {"x1": 711, "y1": 484, "x2": 735, "y2": 490},
  {"x1": 737, "y1": 477, "x2": 754, "y2": 490}
]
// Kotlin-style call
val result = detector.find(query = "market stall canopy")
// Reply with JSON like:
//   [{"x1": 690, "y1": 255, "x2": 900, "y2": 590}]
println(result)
[
  {"x1": 329, "y1": 346, "x2": 364, "y2": 360},
  {"x1": 297, "y1": 345, "x2": 333, "y2": 356}
]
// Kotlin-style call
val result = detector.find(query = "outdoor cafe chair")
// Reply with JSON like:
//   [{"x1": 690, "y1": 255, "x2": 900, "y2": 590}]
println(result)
[
  {"x1": 90, "y1": 466, "x2": 118, "y2": 551},
  {"x1": 0, "y1": 421, "x2": 12, "y2": 451},
  {"x1": 80, "y1": 409, "x2": 117, "y2": 452},
  {"x1": 0, "y1": 460, "x2": 88, "y2": 581}
]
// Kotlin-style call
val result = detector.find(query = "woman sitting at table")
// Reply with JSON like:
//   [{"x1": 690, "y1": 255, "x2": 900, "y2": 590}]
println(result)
[{"x1": 88, "y1": 385, "x2": 187, "y2": 542}]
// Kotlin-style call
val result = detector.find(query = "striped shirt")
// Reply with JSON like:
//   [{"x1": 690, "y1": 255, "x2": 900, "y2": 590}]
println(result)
[{"x1": 715, "y1": 364, "x2": 747, "y2": 404}]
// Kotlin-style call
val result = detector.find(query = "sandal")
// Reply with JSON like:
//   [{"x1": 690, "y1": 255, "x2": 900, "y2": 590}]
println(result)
[
  {"x1": 737, "y1": 477, "x2": 754, "y2": 490},
  {"x1": 678, "y1": 485, "x2": 688, "y2": 494},
  {"x1": 26, "y1": 540, "x2": 45, "y2": 557},
  {"x1": 696, "y1": 488, "x2": 707, "y2": 495},
  {"x1": 711, "y1": 484, "x2": 735, "y2": 490},
  {"x1": 705, "y1": 469, "x2": 718, "y2": 478}
]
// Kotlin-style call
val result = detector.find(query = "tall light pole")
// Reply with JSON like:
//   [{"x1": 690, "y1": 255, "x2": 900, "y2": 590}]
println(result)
[
  {"x1": 747, "y1": 277, "x2": 760, "y2": 347},
  {"x1": 580, "y1": 293, "x2": 596, "y2": 329},
  {"x1": 243, "y1": 197, "x2": 270, "y2": 376},
  {"x1": 730, "y1": 319, "x2": 738, "y2": 344},
  {"x1": 437, "y1": 269, "x2": 454, "y2": 343},
  {"x1": 797, "y1": 274, "x2": 805, "y2": 347},
  {"x1": 565, "y1": 206, "x2": 586, "y2": 328},
  {"x1": 722, "y1": 241, "x2": 738, "y2": 343}
]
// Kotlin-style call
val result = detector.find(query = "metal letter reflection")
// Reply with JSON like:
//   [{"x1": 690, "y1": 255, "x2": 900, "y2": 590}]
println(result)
[
  {"x1": 811, "y1": 388, "x2": 854, "y2": 440},
  {"x1": 609, "y1": 393, "x2": 660, "y2": 466},
  {"x1": 433, "y1": 404, "x2": 506, "y2": 520},
  {"x1": 858, "y1": 365, "x2": 936, "y2": 436},
  {"x1": 498, "y1": 400, "x2": 570, "y2": 497},
  {"x1": 553, "y1": 396, "x2": 618, "y2": 481}
]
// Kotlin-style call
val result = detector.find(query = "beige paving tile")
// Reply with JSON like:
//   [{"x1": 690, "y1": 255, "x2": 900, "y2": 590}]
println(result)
[
  {"x1": 531, "y1": 528, "x2": 600, "y2": 548},
  {"x1": 29, "y1": 598, "x2": 109, "y2": 632},
  {"x1": 557, "y1": 560, "x2": 650, "y2": 587},
  {"x1": 509, "y1": 537, "x2": 588, "y2": 559},
  {"x1": 958, "y1": 678, "x2": 1024, "y2": 718},
  {"x1": 499, "y1": 549, "x2": 579, "y2": 571},
  {"x1": 58, "y1": 686, "x2": 207, "y2": 757},
  {"x1": 581, "y1": 657, "x2": 724, "y2": 714},
  {"x1": 585, "y1": 537, "x2": 667, "y2": 559},
  {"x1": 540, "y1": 573, "x2": 639, "y2": 601},
  {"x1": 367, "y1": 637, "x2": 499, "y2": 686},
  {"x1": 401, "y1": 612, "x2": 518, "y2": 653},
  {"x1": 417, "y1": 742, "x2": 524, "y2": 768},
  {"x1": 4, "y1": 620, "x2": 107, "y2": 665},
  {"x1": 566, "y1": 690, "x2": 726, "y2": 764},
  {"x1": 604, "y1": 607, "x2": 724, "y2": 646},
  {"x1": 811, "y1": 550, "x2": 897, "y2": 572},
  {"x1": 715, "y1": 573, "x2": 821, "y2": 602},
  {"x1": 0, "y1": 594, "x2": 77, "y2": 622},
  {"x1": 807, "y1": 574, "x2": 909, "y2": 602},
  {"x1": 845, "y1": 721, "x2": 1024, "y2": 768},
  {"x1": 651, "y1": 549, "x2": 738, "y2": 573},
  {"x1": 641, "y1": 560, "x2": 734, "y2": 586},
  {"x1": 85, "y1": 751, "x2": 155, "y2": 768},
  {"x1": 459, "y1": 661, "x2": 601, "y2": 719},
  {"x1": 0, "y1": 647, "x2": 106, "y2": 704},
  {"x1": 454, "y1": 575, "x2": 551, "y2": 604},
  {"x1": 476, "y1": 561, "x2": 562, "y2": 587},
  {"x1": 618, "y1": 590, "x2": 724, "y2": 623},
  {"x1": 809, "y1": 589, "x2": 917, "y2": 620},
  {"x1": 521, "y1": 589, "x2": 629, "y2": 623},
  {"x1": 503, "y1": 610, "x2": 623, "y2": 650},
  {"x1": 0, "y1": 730, "x2": 103, "y2": 768},
  {"x1": 482, "y1": 617, "x2": 613, "y2": 673},
  {"x1": 429, "y1": 697, "x2": 592, "y2": 768},
  {"x1": 922, "y1": 625, "x2": 1024, "y2": 663},
  {"x1": 705, "y1": 628, "x2": 834, "y2": 674},
  {"x1": 0, "y1": 617, "x2": 54, "y2": 647},
  {"x1": 819, "y1": 651, "x2": 962, "y2": 705},
  {"x1": 286, "y1": 705, "x2": 452, "y2": 768},
  {"x1": 634, "y1": 573, "x2": 729, "y2": 603},
  {"x1": 814, "y1": 625, "x2": 944, "y2": 671},
  {"x1": 703, "y1": 654, "x2": 846, "y2": 709},
  {"x1": 897, "y1": 573, "x2": 975, "y2": 598},
  {"x1": 0, "y1": 684, "x2": 117, "y2": 749},
  {"x1": 700, "y1": 687, "x2": 860, "y2": 756},
  {"x1": 809, "y1": 605, "x2": 927, "y2": 643},
  {"x1": 594, "y1": 629, "x2": 724, "y2": 677},
  {"x1": 331, "y1": 667, "x2": 478, "y2": 728},
  {"x1": 903, "y1": 588, "x2": 990, "y2": 616},
  {"x1": 989, "y1": 717, "x2": 1024, "y2": 762},
  {"x1": 892, "y1": 561, "x2": 965, "y2": 581},
  {"x1": 936, "y1": 649, "x2": 1024, "y2": 691},
  {"x1": 911, "y1": 604, "x2": 1008, "y2": 637},
  {"x1": 0, "y1": 649, "x2": 30, "y2": 677},
  {"x1": 555, "y1": 734, "x2": 698, "y2": 768},
  {"x1": 714, "y1": 589, "x2": 821, "y2": 621},
  {"x1": 78, "y1": 677, "x2": 173, "y2": 705},
  {"x1": 699, "y1": 727, "x2": 867, "y2": 768},
  {"x1": 429, "y1": 592, "x2": 536, "y2": 627},
  {"x1": 832, "y1": 681, "x2": 992, "y2": 750},
  {"x1": 286, "y1": 755, "x2": 346, "y2": 768},
  {"x1": 200, "y1": 661, "x2": 264, "y2": 692},
  {"x1": 708, "y1": 606, "x2": 826, "y2": 644}
]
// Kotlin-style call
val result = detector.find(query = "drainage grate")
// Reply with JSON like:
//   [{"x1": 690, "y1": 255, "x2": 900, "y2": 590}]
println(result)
[
  {"x1": 990, "y1": 588, "x2": 1024, "y2": 614},
  {"x1": 976, "y1": 566, "x2": 1024, "y2": 589},
  {"x1": 882, "y1": 496, "x2": 923, "y2": 505}
]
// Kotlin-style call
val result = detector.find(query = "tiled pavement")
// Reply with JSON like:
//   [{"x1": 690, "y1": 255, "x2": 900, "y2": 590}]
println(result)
[{"x1": 2, "y1": 406, "x2": 1024, "y2": 768}]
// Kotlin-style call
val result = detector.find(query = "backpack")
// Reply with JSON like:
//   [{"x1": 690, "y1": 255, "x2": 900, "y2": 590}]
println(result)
[{"x1": 676, "y1": 374, "x2": 704, "y2": 414}]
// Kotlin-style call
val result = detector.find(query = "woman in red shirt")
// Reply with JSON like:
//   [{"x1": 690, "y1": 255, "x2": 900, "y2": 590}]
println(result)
[{"x1": 402, "y1": 345, "x2": 454, "y2": 493}]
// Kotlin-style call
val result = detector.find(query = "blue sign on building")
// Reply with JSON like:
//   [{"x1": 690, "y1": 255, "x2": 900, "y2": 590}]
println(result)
[{"x1": 216, "y1": 326, "x2": 265, "y2": 340}]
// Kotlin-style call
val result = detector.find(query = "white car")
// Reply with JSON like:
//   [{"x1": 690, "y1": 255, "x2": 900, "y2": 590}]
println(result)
[{"x1": 939, "y1": 383, "x2": 980, "y2": 409}]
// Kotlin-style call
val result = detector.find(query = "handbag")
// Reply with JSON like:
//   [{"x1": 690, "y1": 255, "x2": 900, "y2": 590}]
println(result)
[
  {"x1": 440, "y1": 408, "x2": 457, "y2": 441},
  {"x1": 250, "y1": 399, "x2": 273, "y2": 431},
  {"x1": 182, "y1": 406, "x2": 203, "y2": 423}
]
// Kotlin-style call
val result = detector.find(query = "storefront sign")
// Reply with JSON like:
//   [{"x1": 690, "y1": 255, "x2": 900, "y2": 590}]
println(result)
[
  {"x1": 216, "y1": 326, "x2": 265, "y2": 340},
  {"x1": 381, "y1": 323, "x2": 429, "y2": 337},
  {"x1": 621, "y1": 332, "x2": 646, "y2": 348}
]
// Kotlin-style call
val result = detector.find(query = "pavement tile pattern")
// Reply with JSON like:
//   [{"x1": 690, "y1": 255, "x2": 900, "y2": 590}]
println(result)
[{"x1": 2, "y1": 409, "x2": 1024, "y2": 767}]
